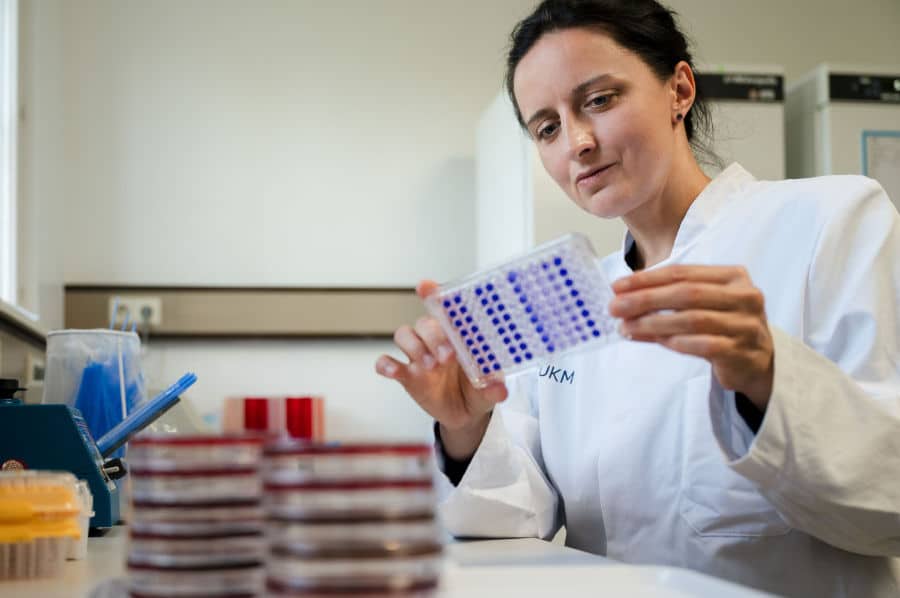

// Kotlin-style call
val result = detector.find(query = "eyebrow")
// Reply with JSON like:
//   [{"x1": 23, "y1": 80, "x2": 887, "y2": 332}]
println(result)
[{"x1": 524, "y1": 73, "x2": 616, "y2": 130}]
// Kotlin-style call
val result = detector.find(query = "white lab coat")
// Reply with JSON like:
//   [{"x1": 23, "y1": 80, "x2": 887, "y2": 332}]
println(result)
[{"x1": 436, "y1": 164, "x2": 900, "y2": 597}]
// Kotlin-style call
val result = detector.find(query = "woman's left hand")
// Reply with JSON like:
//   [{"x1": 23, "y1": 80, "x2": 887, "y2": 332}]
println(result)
[{"x1": 608, "y1": 265, "x2": 774, "y2": 411}]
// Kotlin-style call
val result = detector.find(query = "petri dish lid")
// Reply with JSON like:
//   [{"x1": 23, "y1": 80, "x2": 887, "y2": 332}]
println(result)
[
  {"x1": 264, "y1": 441, "x2": 431, "y2": 457},
  {"x1": 131, "y1": 434, "x2": 264, "y2": 447},
  {"x1": 130, "y1": 468, "x2": 258, "y2": 477},
  {"x1": 264, "y1": 480, "x2": 433, "y2": 493}
]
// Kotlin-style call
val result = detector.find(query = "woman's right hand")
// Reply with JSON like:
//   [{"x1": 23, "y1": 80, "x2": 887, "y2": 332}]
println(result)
[{"x1": 375, "y1": 280, "x2": 508, "y2": 459}]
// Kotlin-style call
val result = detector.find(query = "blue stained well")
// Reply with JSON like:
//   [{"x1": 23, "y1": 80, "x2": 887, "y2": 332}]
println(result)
[
  {"x1": 481, "y1": 298, "x2": 489, "y2": 306},
  {"x1": 541, "y1": 262, "x2": 549, "y2": 270},
  {"x1": 491, "y1": 294, "x2": 499, "y2": 301},
  {"x1": 553, "y1": 257, "x2": 562, "y2": 266},
  {"x1": 536, "y1": 325, "x2": 544, "y2": 333},
  {"x1": 472, "y1": 326, "x2": 479, "y2": 333},
  {"x1": 525, "y1": 306, "x2": 533, "y2": 314},
  {"x1": 475, "y1": 288, "x2": 483, "y2": 296},
  {"x1": 486, "y1": 283, "x2": 494, "y2": 292},
  {"x1": 478, "y1": 357, "x2": 485, "y2": 365},
  {"x1": 530, "y1": 316, "x2": 539, "y2": 324},
  {"x1": 443, "y1": 300, "x2": 451, "y2": 308},
  {"x1": 498, "y1": 327, "x2": 506, "y2": 334},
  {"x1": 482, "y1": 344, "x2": 489, "y2": 351},
  {"x1": 472, "y1": 347, "x2": 479, "y2": 355},
  {"x1": 514, "y1": 333, "x2": 522, "y2": 341},
  {"x1": 576, "y1": 299, "x2": 585, "y2": 307},
  {"x1": 503, "y1": 337, "x2": 510, "y2": 344},
  {"x1": 519, "y1": 342, "x2": 527, "y2": 350},
  {"x1": 507, "y1": 273, "x2": 518, "y2": 283},
  {"x1": 514, "y1": 285, "x2": 522, "y2": 293},
  {"x1": 465, "y1": 316, "x2": 473, "y2": 324},
  {"x1": 509, "y1": 347, "x2": 517, "y2": 354},
  {"x1": 582, "y1": 335, "x2": 589, "y2": 342},
  {"x1": 488, "y1": 354, "x2": 495, "y2": 362},
  {"x1": 514, "y1": 356, "x2": 523, "y2": 364},
  {"x1": 486, "y1": 308, "x2": 494, "y2": 316},
  {"x1": 509, "y1": 323, "x2": 517, "y2": 331},
  {"x1": 587, "y1": 320, "x2": 595, "y2": 327},
  {"x1": 449, "y1": 310, "x2": 457, "y2": 317},
  {"x1": 455, "y1": 320, "x2": 463, "y2": 327},
  {"x1": 503, "y1": 314, "x2": 511, "y2": 322},
  {"x1": 592, "y1": 330, "x2": 601, "y2": 337},
  {"x1": 492, "y1": 363, "x2": 501, "y2": 371},
  {"x1": 454, "y1": 296, "x2": 462, "y2": 304},
  {"x1": 466, "y1": 339, "x2": 474, "y2": 346},
  {"x1": 482, "y1": 366, "x2": 490, "y2": 374},
  {"x1": 497, "y1": 305, "x2": 505, "y2": 312},
  {"x1": 570, "y1": 290, "x2": 580, "y2": 297},
  {"x1": 460, "y1": 306, "x2": 468, "y2": 314},
  {"x1": 492, "y1": 318, "x2": 500, "y2": 325},
  {"x1": 525, "y1": 352, "x2": 533, "y2": 360},
  {"x1": 519, "y1": 296, "x2": 528, "y2": 303},
  {"x1": 565, "y1": 279, "x2": 573, "y2": 287},
  {"x1": 547, "y1": 345, "x2": 555, "y2": 352},
  {"x1": 541, "y1": 335, "x2": 549, "y2": 343},
  {"x1": 559, "y1": 268, "x2": 568, "y2": 276},
  {"x1": 477, "y1": 335, "x2": 484, "y2": 342},
  {"x1": 582, "y1": 310, "x2": 590, "y2": 317},
  {"x1": 460, "y1": 330, "x2": 468, "y2": 337}
]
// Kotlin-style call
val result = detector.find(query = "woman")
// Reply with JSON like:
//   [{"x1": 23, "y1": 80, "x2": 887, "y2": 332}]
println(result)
[{"x1": 375, "y1": 1, "x2": 900, "y2": 595}]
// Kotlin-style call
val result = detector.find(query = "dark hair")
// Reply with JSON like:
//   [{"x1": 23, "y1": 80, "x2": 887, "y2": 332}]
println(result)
[{"x1": 505, "y1": 0, "x2": 717, "y2": 166}]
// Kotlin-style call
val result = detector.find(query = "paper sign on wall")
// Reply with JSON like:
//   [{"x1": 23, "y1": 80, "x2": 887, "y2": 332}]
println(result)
[{"x1": 863, "y1": 131, "x2": 900, "y2": 210}]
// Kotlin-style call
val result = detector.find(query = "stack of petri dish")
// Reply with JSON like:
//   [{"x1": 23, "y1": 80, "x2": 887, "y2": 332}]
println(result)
[
  {"x1": 126, "y1": 435, "x2": 267, "y2": 597},
  {"x1": 262, "y1": 442, "x2": 443, "y2": 597},
  {"x1": 0, "y1": 471, "x2": 83, "y2": 580}
]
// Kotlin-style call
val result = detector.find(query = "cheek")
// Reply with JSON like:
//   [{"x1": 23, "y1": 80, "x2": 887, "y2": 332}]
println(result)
[{"x1": 538, "y1": 149, "x2": 571, "y2": 193}]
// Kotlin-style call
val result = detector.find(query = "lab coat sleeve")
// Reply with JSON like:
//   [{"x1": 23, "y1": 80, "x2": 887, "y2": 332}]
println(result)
[
  {"x1": 433, "y1": 375, "x2": 561, "y2": 540},
  {"x1": 708, "y1": 176, "x2": 900, "y2": 556}
]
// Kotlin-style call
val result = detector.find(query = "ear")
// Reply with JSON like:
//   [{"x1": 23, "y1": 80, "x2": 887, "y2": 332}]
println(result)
[{"x1": 669, "y1": 61, "x2": 696, "y2": 124}]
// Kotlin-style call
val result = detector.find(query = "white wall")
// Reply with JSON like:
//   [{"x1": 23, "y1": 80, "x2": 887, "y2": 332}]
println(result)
[
  {"x1": 18, "y1": 0, "x2": 65, "y2": 330},
  {"x1": 20, "y1": 0, "x2": 900, "y2": 439}
]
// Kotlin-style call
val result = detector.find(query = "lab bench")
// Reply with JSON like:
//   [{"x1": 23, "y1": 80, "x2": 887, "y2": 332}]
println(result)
[{"x1": 1, "y1": 527, "x2": 771, "y2": 597}]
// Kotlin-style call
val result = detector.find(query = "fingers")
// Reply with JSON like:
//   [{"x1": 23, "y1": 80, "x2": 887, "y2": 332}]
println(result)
[
  {"x1": 414, "y1": 316, "x2": 455, "y2": 364},
  {"x1": 620, "y1": 309, "x2": 760, "y2": 341},
  {"x1": 658, "y1": 334, "x2": 734, "y2": 359},
  {"x1": 416, "y1": 280, "x2": 440, "y2": 300},
  {"x1": 609, "y1": 282, "x2": 764, "y2": 319},
  {"x1": 613, "y1": 265, "x2": 748, "y2": 293},
  {"x1": 375, "y1": 354, "x2": 408, "y2": 381},
  {"x1": 393, "y1": 325, "x2": 437, "y2": 370}
]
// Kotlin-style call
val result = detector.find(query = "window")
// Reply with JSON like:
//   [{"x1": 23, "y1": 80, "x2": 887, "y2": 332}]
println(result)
[{"x1": 0, "y1": 0, "x2": 17, "y2": 304}]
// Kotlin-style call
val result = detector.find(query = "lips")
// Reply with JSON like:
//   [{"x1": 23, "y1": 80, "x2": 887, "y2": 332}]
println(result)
[{"x1": 575, "y1": 163, "x2": 615, "y2": 187}]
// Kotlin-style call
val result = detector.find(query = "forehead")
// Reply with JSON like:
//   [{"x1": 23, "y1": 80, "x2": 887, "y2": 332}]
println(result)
[{"x1": 513, "y1": 28, "x2": 651, "y2": 113}]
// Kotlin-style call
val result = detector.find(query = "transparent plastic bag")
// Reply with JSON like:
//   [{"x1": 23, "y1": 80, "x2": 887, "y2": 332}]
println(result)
[{"x1": 43, "y1": 330, "x2": 147, "y2": 458}]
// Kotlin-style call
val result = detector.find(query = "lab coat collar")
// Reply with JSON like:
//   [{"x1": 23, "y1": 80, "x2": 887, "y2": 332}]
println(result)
[{"x1": 620, "y1": 162, "x2": 755, "y2": 271}]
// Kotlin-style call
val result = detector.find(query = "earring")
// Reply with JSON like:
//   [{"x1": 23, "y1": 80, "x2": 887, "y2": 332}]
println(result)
[{"x1": 676, "y1": 113, "x2": 683, "y2": 121}]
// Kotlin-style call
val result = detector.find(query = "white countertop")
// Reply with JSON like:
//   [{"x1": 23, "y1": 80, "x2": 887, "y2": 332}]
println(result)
[{"x1": 0, "y1": 527, "x2": 771, "y2": 597}]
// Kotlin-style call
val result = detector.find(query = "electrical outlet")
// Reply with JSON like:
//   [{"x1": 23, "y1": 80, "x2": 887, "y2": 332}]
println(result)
[{"x1": 109, "y1": 296, "x2": 163, "y2": 328}]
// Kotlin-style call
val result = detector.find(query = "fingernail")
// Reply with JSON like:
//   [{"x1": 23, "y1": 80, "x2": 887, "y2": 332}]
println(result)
[
  {"x1": 422, "y1": 354, "x2": 436, "y2": 370},
  {"x1": 618, "y1": 323, "x2": 632, "y2": 340},
  {"x1": 436, "y1": 345, "x2": 454, "y2": 362},
  {"x1": 380, "y1": 362, "x2": 397, "y2": 377}
]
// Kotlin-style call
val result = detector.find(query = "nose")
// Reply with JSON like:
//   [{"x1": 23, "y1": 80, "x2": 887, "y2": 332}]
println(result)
[{"x1": 564, "y1": 115, "x2": 597, "y2": 160}]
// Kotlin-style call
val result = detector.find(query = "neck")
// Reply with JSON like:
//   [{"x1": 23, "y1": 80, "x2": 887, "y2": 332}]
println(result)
[{"x1": 623, "y1": 144, "x2": 710, "y2": 270}]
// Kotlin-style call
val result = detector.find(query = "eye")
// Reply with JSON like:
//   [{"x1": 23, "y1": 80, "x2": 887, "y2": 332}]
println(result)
[
  {"x1": 585, "y1": 93, "x2": 615, "y2": 109},
  {"x1": 536, "y1": 122, "x2": 559, "y2": 140}
]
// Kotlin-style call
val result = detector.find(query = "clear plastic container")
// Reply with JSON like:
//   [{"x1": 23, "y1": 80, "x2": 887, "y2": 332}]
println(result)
[
  {"x1": 128, "y1": 435, "x2": 264, "y2": 472},
  {"x1": 67, "y1": 479, "x2": 94, "y2": 560},
  {"x1": 128, "y1": 531, "x2": 266, "y2": 568},
  {"x1": 263, "y1": 442, "x2": 433, "y2": 484},
  {"x1": 0, "y1": 471, "x2": 82, "y2": 580},
  {"x1": 263, "y1": 481, "x2": 437, "y2": 521},
  {"x1": 424, "y1": 233, "x2": 621, "y2": 388},
  {"x1": 266, "y1": 516, "x2": 442, "y2": 554},
  {"x1": 266, "y1": 546, "x2": 443, "y2": 592},
  {"x1": 131, "y1": 469, "x2": 262, "y2": 504},
  {"x1": 131, "y1": 516, "x2": 264, "y2": 538},
  {"x1": 127, "y1": 562, "x2": 265, "y2": 597}
]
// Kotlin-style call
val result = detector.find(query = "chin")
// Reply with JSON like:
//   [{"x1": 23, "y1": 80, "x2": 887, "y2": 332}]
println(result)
[{"x1": 577, "y1": 188, "x2": 629, "y2": 219}]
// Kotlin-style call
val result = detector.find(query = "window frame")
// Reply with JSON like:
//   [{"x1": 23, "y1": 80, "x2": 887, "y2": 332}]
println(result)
[{"x1": 0, "y1": 0, "x2": 18, "y2": 306}]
